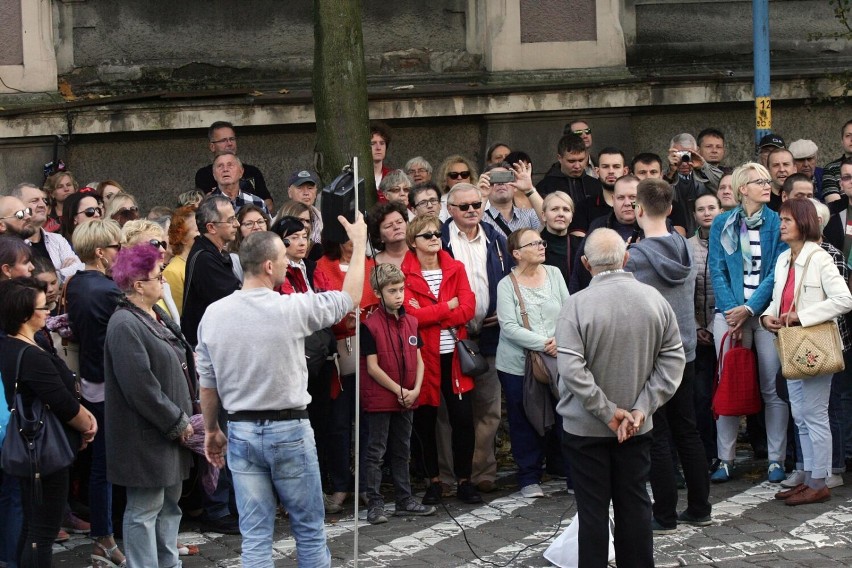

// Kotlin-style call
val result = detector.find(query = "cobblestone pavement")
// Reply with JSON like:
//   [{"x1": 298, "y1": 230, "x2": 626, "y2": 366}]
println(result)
[{"x1": 50, "y1": 458, "x2": 851, "y2": 567}]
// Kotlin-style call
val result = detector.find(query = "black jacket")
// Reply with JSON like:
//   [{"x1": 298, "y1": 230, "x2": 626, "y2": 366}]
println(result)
[
  {"x1": 536, "y1": 163, "x2": 602, "y2": 205},
  {"x1": 66, "y1": 270, "x2": 122, "y2": 384}
]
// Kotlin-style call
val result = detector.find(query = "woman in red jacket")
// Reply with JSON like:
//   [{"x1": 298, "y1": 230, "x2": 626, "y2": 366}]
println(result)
[{"x1": 401, "y1": 215, "x2": 482, "y2": 505}]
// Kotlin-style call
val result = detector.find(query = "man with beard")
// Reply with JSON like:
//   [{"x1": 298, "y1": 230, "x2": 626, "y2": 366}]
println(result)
[
  {"x1": 0, "y1": 195, "x2": 35, "y2": 240},
  {"x1": 570, "y1": 148, "x2": 628, "y2": 237},
  {"x1": 569, "y1": 175, "x2": 640, "y2": 293},
  {"x1": 9, "y1": 183, "x2": 82, "y2": 281}
]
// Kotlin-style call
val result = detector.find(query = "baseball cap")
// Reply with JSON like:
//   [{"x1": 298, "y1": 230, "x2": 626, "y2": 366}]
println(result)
[
  {"x1": 287, "y1": 170, "x2": 321, "y2": 187},
  {"x1": 788, "y1": 139, "x2": 818, "y2": 159},
  {"x1": 758, "y1": 134, "x2": 785, "y2": 149}
]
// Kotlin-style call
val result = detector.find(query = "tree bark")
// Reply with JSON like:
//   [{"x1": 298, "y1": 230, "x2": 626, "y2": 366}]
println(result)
[{"x1": 312, "y1": 0, "x2": 375, "y2": 210}]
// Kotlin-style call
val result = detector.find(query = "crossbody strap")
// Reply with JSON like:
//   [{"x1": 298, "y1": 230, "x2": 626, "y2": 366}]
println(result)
[
  {"x1": 182, "y1": 249, "x2": 204, "y2": 309},
  {"x1": 785, "y1": 249, "x2": 819, "y2": 327},
  {"x1": 10, "y1": 344, "x2": 32, "y2": 411},
  {"x1": 508, "y1": 271, "x2": 532, "y2": 331},
  {"x1": 487, "y1": 209, "x2": 513, "y2": 238}
]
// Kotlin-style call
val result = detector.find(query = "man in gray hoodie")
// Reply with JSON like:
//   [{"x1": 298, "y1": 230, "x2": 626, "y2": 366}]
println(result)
[
  {"x1": 626, "y1": 178, "x2": 711, "y2": 534},
  {"x1": 556, "y1": 228, "x2": 684, "y2": 567}
]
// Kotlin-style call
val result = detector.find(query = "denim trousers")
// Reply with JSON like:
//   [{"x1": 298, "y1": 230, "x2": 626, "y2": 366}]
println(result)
[
  {"x1": 228, "y1": 419, "x2": 330, "y2": 568},
  {"x1": 497, "y1": 370, "x2": 568, "y2": 488},
  {"x1": 562, "y1": 432, "x2": 654, "y2": 568},
  {"x1": 123, "y1": 482, "x2": 183, "y2": 568},
  {"x1": 82, "y1": 399, "x2": 113, "y2": 537},
  {"x1": 363, "y1": 410, "x2": 414, "y2": 507},
  {"x1": 649, "y1": 361, "x2": 711, "y2": 527},
  {"x1": 713, "y1": 313, "x2": 788, "y2": 462},
  {"x1": 787, "y1": 374, "x2": 833, "y2": 480},
  {"x1": 0, "y1": 467, "x2": 22, "y2": 568},
  {"x1": 17, "y1": 467, "x2": 69, "y2": 568}
]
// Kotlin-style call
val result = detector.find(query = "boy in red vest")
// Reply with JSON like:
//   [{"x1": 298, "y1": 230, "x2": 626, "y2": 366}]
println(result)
[{"x1": 360, "y1": 263, "x2": 436, "y2": 524}]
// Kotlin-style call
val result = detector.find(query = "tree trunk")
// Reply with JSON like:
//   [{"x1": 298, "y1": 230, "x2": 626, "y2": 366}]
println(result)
[{"x1": 312, "y1": 0, "x2": 375, "y2": 210}]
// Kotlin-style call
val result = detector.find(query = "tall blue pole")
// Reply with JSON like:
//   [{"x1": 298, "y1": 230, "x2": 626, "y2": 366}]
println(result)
[{"x1": 753, "y1": 0, "x2": 771, "y2": 150}]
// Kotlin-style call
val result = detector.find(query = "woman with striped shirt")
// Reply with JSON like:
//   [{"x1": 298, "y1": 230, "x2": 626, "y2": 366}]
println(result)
[
  {"x1": 400, "y1": 215, "x2": 482, "y2": 506},
  {"x1": 708, "y1": 162, "x2": 788, "y2": 483}
]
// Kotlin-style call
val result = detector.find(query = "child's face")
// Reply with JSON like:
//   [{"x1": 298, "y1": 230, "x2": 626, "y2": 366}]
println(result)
[{"x1": 378, "y1": 282, "x2": 405, "y2": 312}]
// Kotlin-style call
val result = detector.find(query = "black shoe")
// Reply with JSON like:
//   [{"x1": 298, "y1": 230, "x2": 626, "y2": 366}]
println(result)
[
  {"x1": 457, "y1": 481, "x2": 482, "y2": 504},
  {"x1": 200, "y1": 513, "x2": 240, "y2": 535},
  {"x1": 422, "y1": 482, "x2": 443, "y2": 505}
]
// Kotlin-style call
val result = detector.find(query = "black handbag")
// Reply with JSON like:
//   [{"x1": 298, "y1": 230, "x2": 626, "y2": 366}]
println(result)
[
  {"x1": 1, "y1": 345, "x2": 76, "y2": 502},
  {"x1": 448, "y1": 327, "x2": 489, "y2": 377}
]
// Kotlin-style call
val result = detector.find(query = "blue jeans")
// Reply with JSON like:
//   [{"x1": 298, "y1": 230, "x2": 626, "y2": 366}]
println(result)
[
  {"x1": 82, "y1": 399, "x2": 113, "y2": 538},
  {"x1": 498, "y1": 371, "x2": 569, "y2": 488},
  {"x1": 787, "y1": 374, "x2": 833, "y2": 480},
  {"x1": 123, "y1": 482, "x2": 183, "y2": 568},
  {"x1": 0, "y1": 467, "x2": 22, "y2": 568},
  {"x1": 228, "y1": 419, "x2": 330, "y2": 568}
]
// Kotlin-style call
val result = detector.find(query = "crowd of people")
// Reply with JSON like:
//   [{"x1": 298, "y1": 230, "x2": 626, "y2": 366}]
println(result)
[{"x1": 0, "y1": 117, "x2": 851, "y2": 567}]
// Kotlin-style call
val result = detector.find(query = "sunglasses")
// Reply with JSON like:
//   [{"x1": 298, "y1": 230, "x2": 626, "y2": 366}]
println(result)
[
  {"x1": 1, "y1": 208, "x2": 32, "y2": 221},
  {"x1": 103, "y1": 243, "x2": 122, "y2": 251},
  {"x1": 148, "y1": 239, "x2": 167, "y2": 250},
  {"x1": 449, "y1": 201, "x2": 482, "y2": 212},
  {"x1": 447, "y1": 171, "x2": 471, "y2": 180},
  {"x1": 118, "y1": 207, "x2": 139, "y2": 214},
  {"x1": 572, "y1": 128, "x2": 592, "y2": 135},
  {"x1": 77, "y1": 207, "x2": 102, "y2": 218},
  {"x1": 416, "y1": 231, "x2": 442, "y2": 240}
]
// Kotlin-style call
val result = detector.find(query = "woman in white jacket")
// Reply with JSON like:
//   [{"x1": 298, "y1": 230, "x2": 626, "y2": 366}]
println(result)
[{"x1": 761, "y1": 199, "x2": 852, "y2": 506}]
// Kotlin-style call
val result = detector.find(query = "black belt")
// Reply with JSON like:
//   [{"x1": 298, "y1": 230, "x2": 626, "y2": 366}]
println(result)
[{"x1": 228, "y1": 409, "x2": 309, "y2": 422}]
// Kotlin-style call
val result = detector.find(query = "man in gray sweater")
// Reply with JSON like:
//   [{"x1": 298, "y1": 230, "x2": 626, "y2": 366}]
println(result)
[
  {"x1": 556, "y1": 228, "x2": 684, "y2": 567},
  {"x1": 197, "y1": 215, "x2": 368, "y2": 568},
  {"x1": 626, "y1": 178, "x2": 711, "y2": 534}
]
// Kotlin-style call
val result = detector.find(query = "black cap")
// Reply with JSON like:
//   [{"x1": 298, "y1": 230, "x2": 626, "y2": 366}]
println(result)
[{"x1": 758, "y1": 134, "x2": 785, "y2": 149}]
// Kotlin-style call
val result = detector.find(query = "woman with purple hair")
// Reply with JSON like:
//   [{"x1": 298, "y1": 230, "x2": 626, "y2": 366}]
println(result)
[{"x1": 102, "y1": 243, "x2": 195, "y2": 568}]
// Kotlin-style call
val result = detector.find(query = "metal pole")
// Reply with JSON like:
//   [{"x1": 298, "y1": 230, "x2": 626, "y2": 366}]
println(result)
[
  {"x1": 753, "y1": 0, "x2": 772, "y2": 149},
  {"x1": 352, "y1": 155, "x2": 360, "y2": 567}
]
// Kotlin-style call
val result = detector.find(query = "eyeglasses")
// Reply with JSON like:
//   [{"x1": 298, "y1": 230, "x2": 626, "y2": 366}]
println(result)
[
  {"x1": 77, "y1": 207, "x2": 102, "y2": 218},
  {"x1": 572, "y1": 128, "x2": 592, "y2": 135},
  {"x1": 34, "y1": 305, "x2": 53, "y2": 311},
  {"x1": 139, "y1": 272, "x2": 165, "y2": 283},
  {"x1": 1, "y1": 208, "x2": 32, "y2": 221},
  {"x1": 415, "y1": 231, "x2": 442, "y2": 240},
  {"x1": 211, "y1": 136, "x2": 236, "y2": 145},
  {"x1": 385, "y1": 186, "x2": 410, "y2": 195},
  {"x1": 103, "y1": 243, "x2": 122, "y2": 251},
  {"x1": 447, "y1": 171, "x2": 471, "y2": 180},
  {"x1": 148, "y1": 239, "x2": 168, "y2": 250},
  {"x1": 449, "y1": 201, "x2": 482, "y2": 212},
  {"x1": 407, "y1": 168, "x2": 429, "y2": 176},
  {"x1": 415, "y1": 198, "x2": 440, "y2": 209},
  {"x1": 118, "y1": 207, "x2": 139, "y2": 214},
  {"x1": 212, "y1": 216, "x2": 239, "y2": 225},
  {"x1": 240, "y1": 219, "x2": 268, "y2": 229},
  {"x1": 518, "y1": 239, "x2": 547, "y2": 250},
  {"x1": 841, "y1": 174, "x2": 852, "y2": 182},
  {"x1": 746, "y1": 179, "x2": 772, "y2": 187}
]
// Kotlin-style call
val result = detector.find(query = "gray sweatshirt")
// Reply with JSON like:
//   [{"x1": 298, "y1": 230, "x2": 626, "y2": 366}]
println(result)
[
  {"x1": 626, "y1": 233, "x2": 697, "y2": 363},
  {"x1": 555, "y1": 271, "x2": 685, "y2": 437},
  {"x1": 196, "y1": 287, "x2": 353, "y2": 413}
]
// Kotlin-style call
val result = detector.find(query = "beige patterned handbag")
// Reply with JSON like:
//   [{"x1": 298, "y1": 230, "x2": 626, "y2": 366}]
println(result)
[{"x1": 775, "y1": 250, "x2": 845, "y2": 380}]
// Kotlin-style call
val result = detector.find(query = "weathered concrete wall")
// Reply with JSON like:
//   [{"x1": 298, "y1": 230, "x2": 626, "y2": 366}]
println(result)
[
  {"x1": 0, "y1": 0, "x2": 23, "y2": 65},
  {"x1": 66, "y1": 0, "x2": 474, "y2": 89},
  {"x1": 631, "y1": 0, "x2": 852, "y2": 66}
]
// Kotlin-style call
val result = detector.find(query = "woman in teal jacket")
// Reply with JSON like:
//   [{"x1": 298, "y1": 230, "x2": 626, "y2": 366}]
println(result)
[{"x1": 708, "y1": 162, "x2": 788, "y2": 483}]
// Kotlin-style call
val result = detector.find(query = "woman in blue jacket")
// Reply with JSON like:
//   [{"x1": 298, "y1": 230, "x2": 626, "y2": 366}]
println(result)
[{"x1": 708, "y1": 162, "x2": 788, "y2": 483}]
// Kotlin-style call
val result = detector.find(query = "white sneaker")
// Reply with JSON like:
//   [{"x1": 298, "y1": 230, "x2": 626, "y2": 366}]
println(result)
[
  {"x1": 826, "y1": 474, "x2": 844, "y2": 488},
  {"x1": 781, "y1": 470, "x2": 805, "y2": 488},
  {"x1": 520, "y1": 483, "x2": 544, "y2": 498}
]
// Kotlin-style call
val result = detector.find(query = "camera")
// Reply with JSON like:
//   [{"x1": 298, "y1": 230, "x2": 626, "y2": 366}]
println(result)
[
  {"x1": 489, "y1": 170, "x2": 515, "y2": 184},
  {"x1": 677, "y1": 151, "x2": 691, "y2": 163}
]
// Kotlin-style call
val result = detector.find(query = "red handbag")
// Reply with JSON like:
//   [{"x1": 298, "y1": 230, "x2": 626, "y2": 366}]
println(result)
[{"x1": 712, "y1": 331, "x2": 762, "y2": 419}]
